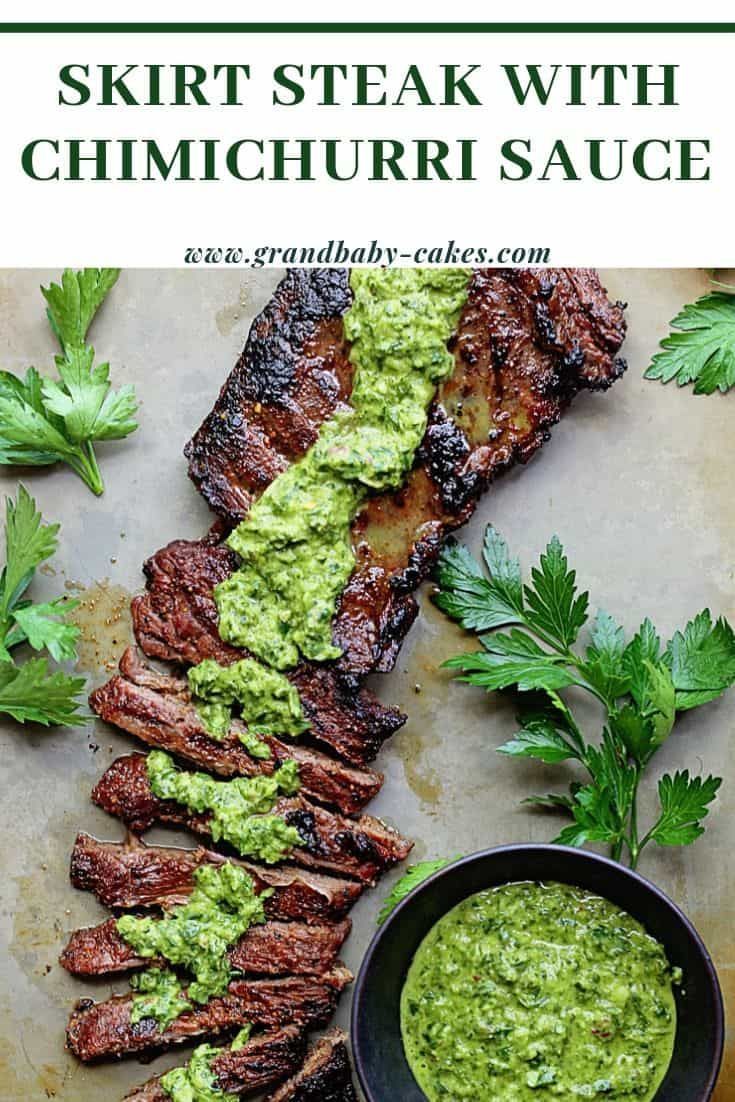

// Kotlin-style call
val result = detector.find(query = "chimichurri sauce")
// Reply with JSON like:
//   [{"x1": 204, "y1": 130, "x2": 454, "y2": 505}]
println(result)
[
  {"x1": 401, "y1": 882, "x2": 678, "y2": 1101},
  {"x1": 215, "y1": 267, "x2": 471, "y2": 670}
]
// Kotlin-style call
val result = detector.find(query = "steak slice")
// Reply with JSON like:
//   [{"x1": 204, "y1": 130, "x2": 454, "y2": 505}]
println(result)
[
  {"x1": 123, "y1": 1026, "x2": 306, "y2": 1102},
  {"x1": 183, "y1": 268, "x2": 626, "y2": 676},
  {"x1": 90, "y1": 648, "x2": 383, "y2": 815},
  {"x1": 131, "y1": 537, "x2": 405, "y2": 766},
  {"x1": 265, "y1": 1028, "x2": 357, "y2": 1102},
  {"x1": 66, "y1": 965, "x2": 352, "y2": 1062},
  {"x1": 185, "y1": 268, "x2": 354, "y2": 521},
  {"x1": 70, "y1": 833, "x2": 364, "y2": 921},
  {"x1": 92, "y1": 754, "x2": 413, "y2": 884},
  {"x1": 60, "y1": 916, "x2": 351, "y2": 979}
]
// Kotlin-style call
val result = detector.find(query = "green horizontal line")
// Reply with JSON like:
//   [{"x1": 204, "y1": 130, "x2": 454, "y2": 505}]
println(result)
[{"x1": 0, "y1": 22, "x2": 733, "y2": 33}]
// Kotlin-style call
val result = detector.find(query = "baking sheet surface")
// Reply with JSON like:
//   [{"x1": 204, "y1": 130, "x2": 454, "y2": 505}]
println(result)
[{"x1": 0, "y1": 268, "x2": 732, "y2": 1100}]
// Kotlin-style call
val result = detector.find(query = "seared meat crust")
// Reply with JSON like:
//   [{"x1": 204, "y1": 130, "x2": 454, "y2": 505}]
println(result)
[
  {"x1": 60, "y1": 916, "x2": 350, "y2": 979},
  {"x1": 91, "y1": 753, "x2": 413, "y2": 884},
  {"x1": 265, "y1": 1028, "x2": 357, "y2": 1102},
  {"x1": 130, "y1": 539, "x2": 405, "y2": 766},
  {"x1": 181, "y1": 268, "x2": 625, "y2": 677},
  {"x1": 122, "y1": 1026, "x2": 306, "y2": 1102},
  {"x1": 90, "y1": 648, "x2": 383, "y2": 814},
  {"x1": 70, "y1": 832, "x2": 364, "y2": 921},
  {"x1": 67, "y1": 967, "x2": 352, "y2": 1062}
]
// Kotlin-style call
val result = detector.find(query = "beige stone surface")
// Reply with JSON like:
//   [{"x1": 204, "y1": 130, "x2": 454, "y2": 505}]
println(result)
[{"x1": 0, "y1": 268, "x2": 732, "y2": 1100}]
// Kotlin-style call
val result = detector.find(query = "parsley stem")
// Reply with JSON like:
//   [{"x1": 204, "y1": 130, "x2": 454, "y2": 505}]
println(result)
[
  {"x1": 68, "y1": 442, "x2": 105, "y2": 496},
  {"x1": 628, "y1": 772, "x2": 642, "y2": 868}
]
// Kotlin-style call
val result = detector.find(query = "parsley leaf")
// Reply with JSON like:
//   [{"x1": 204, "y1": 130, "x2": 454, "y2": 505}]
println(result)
[
  {"x1": 664, "y1": 610, "x2": 735, "y2": 710},
  {"x1": 498, "y1": 717, "x2": 581, "y2": 764},
  {"x1": 554, "y1": 782, "x2": 621, "y2": 848},
  {"x1": 444, "y1": 650, "x2": 576, "y2": 694},
  {"x1": 42, "y1": 267, "x2": 120, "y2": 353},
  {"x1": 650, "y1": 772, "x2": 721, "y2": 846},
  {"x1": 435, "y1": 526, "x2": 733, "y2": 868},
  {"x1": 0, "y1": 268, "x2": 137, "y2": 495},
  {"x1": 0, "y1": 486, "x2": 84, "y2": 726},
  {"x1": 434, "y1": 532, "x2": 523, "y2": 631},
  {"x1": 0, "y1": 658, "x2": 85, "y2": 726},
  {"x1": 377, "y1": 858, "x2": 459, "y2": 924},
  {"x1": 645, "y1": 292, "x2": 735, "y2": 395},
  {"x1": 524, "y1": 536, "x2": 589, "y2": 649},
  {"x1": 581, "y1": 610, "x2": 629, "y2": 702},
  {"x1": 0, "y1": 484, "x2": 60, "y2": 620},
  {"x1": 11, "y1": 600, "x2": 80, "y2": 662}
]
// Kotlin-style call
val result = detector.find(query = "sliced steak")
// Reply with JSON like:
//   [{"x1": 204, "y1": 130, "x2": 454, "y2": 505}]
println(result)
[
  {"x1": 70, "y1": 833, "x2": 364, "y2": 921},
  {"x1": 123, "y1": 1026, "x2": 306, "y2": 1101},
  {"x1": 91, "y1": 754, "x2": 413, "y2": 884},
  {"x1": 90, "y1": 648, "x2": 383, "y2": 815},
  {"x1": 130, "y1": 538, "x2": 405, "y2": 766},
  {"x1": 265, "y1": 1028, "x2": 357, "y2": 1102},
  {"x1": 67, "y1": 966, "x2": 352, "y2": 1062},
  {"x1": 60, "y1": 916, "x2": 350, "y2": 979},
  {"x1": 182, "y1": 268, "x2": 626, "y2": 676}
]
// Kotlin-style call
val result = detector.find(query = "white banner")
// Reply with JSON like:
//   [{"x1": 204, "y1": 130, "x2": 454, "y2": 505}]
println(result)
[{"x1": 0, "y1": 25, "x2": 732, "y2": 266}]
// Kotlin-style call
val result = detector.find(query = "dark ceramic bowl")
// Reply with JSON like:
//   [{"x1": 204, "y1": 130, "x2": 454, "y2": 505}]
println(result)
[{"x1": 352, "y1": 845, "x2": 724, "y2": 1102}]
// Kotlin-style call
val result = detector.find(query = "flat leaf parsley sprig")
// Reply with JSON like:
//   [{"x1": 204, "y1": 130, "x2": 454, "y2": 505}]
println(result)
[
  {"x1": 0, "y1": 485, "x2": 85, "y2": 725},
  {"x1": 433, "y1": 527, "x2": 733, "y2": 868},
  {"x1": 645, "y1": 287, "x2": 735, "y2": 395},
  {"x1": 0, "y1": 268, "x2": 138, "y2": 495}
]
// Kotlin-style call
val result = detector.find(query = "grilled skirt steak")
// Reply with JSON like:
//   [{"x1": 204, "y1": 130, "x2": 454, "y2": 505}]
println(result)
[
  {"x1": 70, "y1": 267, "x2": 625, "y2": 1092},
  {"x1": 264, "y1": 1028, "x2": 357, "y2": 1102},
  {"x1": 69, "y1": 833, "x2": 365, "y2": 921},
  {"x1": 184, "y1": 267, "x2": 626, "y2": 676},
  {"x1": 67, "y1": 966, "x2": 352, "y2": 1062},
  {"x1": 123, "y1": 1026, "x2": 306, "y2": 1101},
  {"x1": 90, "y1": 649, "x2": 383, "y2": 814},
  {"x1": 60, "y1": 916, "x2": 351, "y2": 979},
  {"x1": 129, "y1": 537, "x2": 405, "y2": 765},
  {"x1": 91, "y1": 754, "x2": 413, "y2": 884}
]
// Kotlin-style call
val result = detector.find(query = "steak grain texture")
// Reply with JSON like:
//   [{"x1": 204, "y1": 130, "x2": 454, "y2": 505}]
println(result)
[
  {"x1": 67, "y1": 966, "x2": 352, "y2": 1062},
  {"x1": 91, "y1": 754, "x2": 413, "y2": 884},
  {"x1": 123, "y1": 1026, "x2": 306, "y2": 1101},
  {"x1": 90, "y1": 648, "x2": 383, "y2": 814},
  {"x1": 60, "y1": 916, "x2": 351, "y2": 979},
  {"x1": 130, "y1": 537, "x2": 405, "y2": 765},
  {"x1": 69, "y1": 833, "x2": 364, "y2": 921},
  {"x1": 265, "y1": 1029, "x2": 357, "y2": 1102}
]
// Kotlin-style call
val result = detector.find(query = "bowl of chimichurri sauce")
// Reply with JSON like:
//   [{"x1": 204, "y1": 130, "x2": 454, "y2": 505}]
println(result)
[{"x1": 352, "y1": 845, "x2": 724, "y2": 1102}]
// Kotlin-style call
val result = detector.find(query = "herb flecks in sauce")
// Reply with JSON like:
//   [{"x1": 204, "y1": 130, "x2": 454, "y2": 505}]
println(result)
[
  {"x1": 119, "y1": 863, "x2": 268, "y2": 1012},
  {"x1": 146, "y1": 750, "x2": 302, "y2": 863},
  {"x1": 160, "y1": 1026, "x2": 253, "y2": 1102},
  {"x1": 129, "y1": 968, "x2": 191, "y2": 1032},
  {"x1": 188, "y1": 657, "x2": 308, "y2": 748},
  {"x1": 401, "y1": 882, "x2": 678, "y2": 1102},
  {"x1": 215, "y1": 268, "x2": 471, "y2": 669}
]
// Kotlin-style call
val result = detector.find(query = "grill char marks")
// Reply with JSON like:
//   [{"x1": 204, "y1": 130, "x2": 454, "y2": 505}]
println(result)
[
  {"x1": 130, "y1": 539, "x2": 405, "y2": 766},
  {"x1": 179, "y1": 267, "x2": 626, "y2": 677},
  {"x1": 90, "y1": 648, "x2": 383, "y2": 815},
  {"x1": 70, "y1": 833, "x2": 364, "y2": 921},
  {"x1": 185, "y1": 268, "x2": 353, "y2": 520},
  {"x1": 91, "y1": 754, "x2": 412, "y2": 884},
  {"x1": 332, "y1": 268, "x2": 627, "y2": 673},
  {"x1": 60, "y1": 916, "x2": 351, "y2": 979},
  {"x1": 66, "y1": 966, "x2": 353, "y2": 1062},
  {"x1": 123, "y1": 1026, "x2": 306, "y2": 1102},
  {"x1": 265, "y1": 1029, "x2": 357, "y2": 1102}
]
